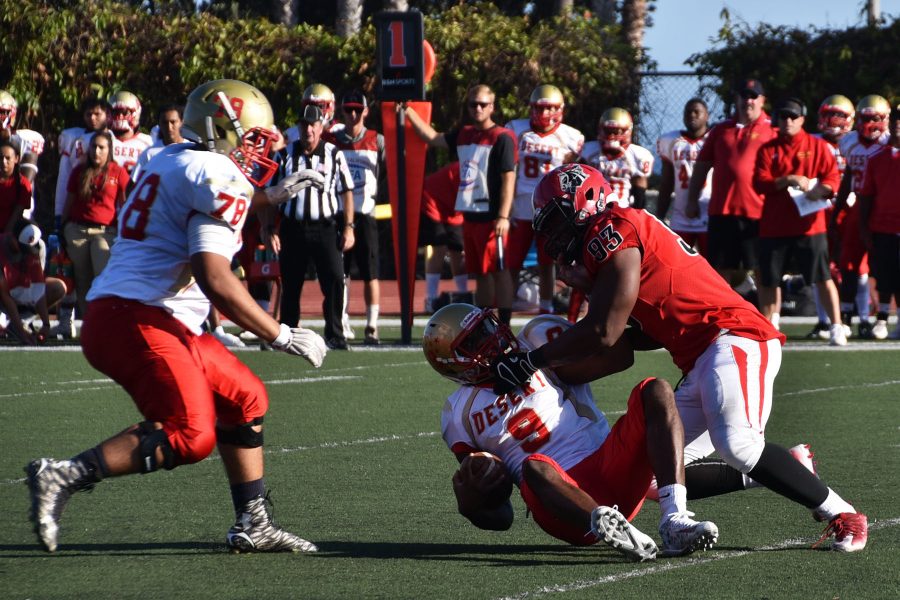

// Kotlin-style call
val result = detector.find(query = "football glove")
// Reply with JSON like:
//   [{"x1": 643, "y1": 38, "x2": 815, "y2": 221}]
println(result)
[
  {"x1": 271, "y1": 323, "x2": 328, "y2": 368},
  {"x1": 265, "y1": 169, "x2": 325, "y2": 205},
  {"x1": 491, "y1": 350, "x2": 540, "y2": 395}
]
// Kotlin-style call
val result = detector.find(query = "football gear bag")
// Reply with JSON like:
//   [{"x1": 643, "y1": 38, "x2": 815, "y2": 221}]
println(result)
[
  {"x1": 599, "y1": 107, "x2": 633, "y2": 153},
  {"x1": 182, "y1": 79, "x2": 279, "y2": 187},
  {"x1": 423, "y1": 303, "x2": 520, "y2": 385},
  {"x1": 856, "y1": 95, "x2": 890, "y2": 141},
  {"x1": 0, "y1": 90, "x2": 17, "y2": 128},
  {"x1": 529, "y1": 84, "x2": 565, "y2": 131},
  {"x1": 532, "y1": 163, "x2": 614, "y2": 263},
  {"x1": 817, "y1": 94, "x2": 854, "y2": 137},
  {"x1": 108, "y1": 91, "x2": 142, "y2": 134},
  {"x1": 302, "y1": 83, "x2": 335, "y2": 125}
]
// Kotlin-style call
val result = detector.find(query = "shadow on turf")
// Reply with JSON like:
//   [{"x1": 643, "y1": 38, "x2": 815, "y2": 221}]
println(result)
[{"x1": 0, "y1": 541, "x2": 222, "y2": 556}]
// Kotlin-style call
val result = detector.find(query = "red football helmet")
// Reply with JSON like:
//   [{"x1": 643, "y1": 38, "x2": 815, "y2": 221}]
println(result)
[
  {"x1": 532, "y1": 164, "x2": 613, "y2": 263},
  {"x1": 529, "y1": 84, "x2": 565, "y2": 131},
  {"x1": 423, "y1": 303, "x2": 520, "y2": 385},
  {"x1": 817, "y1": 95, "x2": 854, "y2": 138},
  {"x1": 599, "y1": 107, "x2": 633, "y2": 153},
  {"x1": 856, "y1": 95, "x2": 890, "y2": 142},
  {"x1": 0, "y1": 90, "x2": 17, "y2": 128}
]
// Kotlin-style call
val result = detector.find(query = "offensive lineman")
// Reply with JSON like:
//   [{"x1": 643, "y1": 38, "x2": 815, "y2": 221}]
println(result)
[{"x1": 24, "y1": 79, "x2": 328, "y2": 553}]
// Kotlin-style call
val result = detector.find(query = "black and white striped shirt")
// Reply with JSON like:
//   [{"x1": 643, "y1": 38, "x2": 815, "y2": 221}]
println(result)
[{"x1": 274, "y1": 139, "x2": 354, "y2": 222}]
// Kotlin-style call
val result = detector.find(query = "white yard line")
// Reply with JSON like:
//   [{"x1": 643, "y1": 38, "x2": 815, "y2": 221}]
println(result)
[{"x1": 496, "y1": 517, "x2": 900, "y2": 600}]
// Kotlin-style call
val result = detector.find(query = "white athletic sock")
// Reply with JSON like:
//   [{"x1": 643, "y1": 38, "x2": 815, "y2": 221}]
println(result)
[
  {"x1": 657, "y1": 483, "x2": 688, "y2": 526},
  {"x1": 426, "y1": 273, "x2": 441, "y2": 299},
  {"x1": 454, "y1": 274, "x2": 469, "y2": 294},
  {"x1": 366, "y1": 304, "x2": 379, "y2": 329},
  {"x1": 814, "y1": 488, "x2": 856, "y2": 521}
]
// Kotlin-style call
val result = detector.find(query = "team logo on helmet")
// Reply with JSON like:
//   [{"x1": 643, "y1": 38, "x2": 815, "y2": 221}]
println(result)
[{"x1": 558, "y1": 164, "x2": 588, "y2": 196}]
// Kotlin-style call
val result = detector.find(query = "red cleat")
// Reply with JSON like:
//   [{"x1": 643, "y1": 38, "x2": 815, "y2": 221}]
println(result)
[{"x1": 814, "y1": 512, "x2": 868, "y2": 552}]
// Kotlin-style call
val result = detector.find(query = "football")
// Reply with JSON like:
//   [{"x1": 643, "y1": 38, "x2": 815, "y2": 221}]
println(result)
[{"x1": 459, "y1": 452, "x2": 513, "y2": 507}]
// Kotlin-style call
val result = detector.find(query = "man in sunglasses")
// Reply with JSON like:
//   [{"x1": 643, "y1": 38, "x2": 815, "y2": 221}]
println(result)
[
  {"x1": 686, "y1": 78, "x2": 777, "y2": 302},
  {"x1": 752, "y1": 98, "x2": 845, "y2": 345}
]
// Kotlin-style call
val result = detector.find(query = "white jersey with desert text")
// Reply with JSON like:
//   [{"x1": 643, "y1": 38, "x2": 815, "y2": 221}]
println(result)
[
  {"x1": 55, "y1": 126, "x2": 87, "y2": 216},
  {"x1": 505, "y1": 119, "x2": 584, "y2": 220},
  {"x1": 839, "y1": 130, "x2": 889, "y2": 203},
  {"x1": 87, "y1": 144, "x2": 253, "y2": 334},
  {"x1": 580, "y1": 141, "x2": 653, "y2": 207},
  {"x1": 656, "y1": 130, "x2": 711, "y2": 233}
]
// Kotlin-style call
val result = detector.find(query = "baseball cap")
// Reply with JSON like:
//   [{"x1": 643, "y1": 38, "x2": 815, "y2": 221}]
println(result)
[
  {"x1": 17, "y1": 223, "x2": 41, "y2": 251},
  {"x1": 734, "y1": 78, "x2": 765, "y2": 98},
  {"x1": 341, "y1": 90, "x2": 368, "y2": 109},
  {"x1": 777, "y1": 98, "x2": 807, "y2": 119},
  {"x1": 302, "y1": 104, "x2": 324, "y2": 124}
]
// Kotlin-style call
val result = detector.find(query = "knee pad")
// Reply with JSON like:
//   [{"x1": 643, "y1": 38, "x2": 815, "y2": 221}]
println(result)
[
  {"x1": 136, "y1": 421, "x2": 175, "y2": 473},
  {"x1": 216, "y1": 417, "x2": 264, "y2": 448}
]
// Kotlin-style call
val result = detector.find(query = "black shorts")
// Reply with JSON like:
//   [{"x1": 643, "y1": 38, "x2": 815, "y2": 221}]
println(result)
[
  {"x1": 418, "y1": 216, "x2": 464, "y2": 252},
  {"x1": 871, "y1": 232, "x2": 900, "y2": 297},
  {"x1": 707, "y1": 215, "x2": 759, "y2": 271},
  {"x1": 757, "y1": 233, "x2": 832, "y2": 288},
  {"x1": 340, "y1": 213, "x2": 379, "y2": 281}
]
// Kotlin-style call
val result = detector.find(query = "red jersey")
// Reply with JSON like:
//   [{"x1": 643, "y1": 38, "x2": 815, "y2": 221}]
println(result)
[
  {"x1": 580, "y1": 206, "x2": 784, "y2": 373},
  {"x1": 0, "y1": 174, "x2": 32, "y2": 230},
  {"x1": 859, "y1": 145, "x2": 900, "y2": 234},
  {"x1": 66, "y1": 162, "x2": 130, "y2": 225},
  {"x1": 754, "y1": 130, "x2": 841, "y2": 237},
  {"x1": 422, "y1": 162, "x2": 463, "y2": 226},
  {"x1": 697, "y1": 114, "x2": 778, "y2": 219},
  {"x1": 0, "y1": 234, "x2": 44, "y2": 290}
]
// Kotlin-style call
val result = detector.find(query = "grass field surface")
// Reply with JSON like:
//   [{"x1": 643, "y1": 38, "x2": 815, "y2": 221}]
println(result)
[{"x1": 2, "y1": 322, "x2": 899, "y2": 599}]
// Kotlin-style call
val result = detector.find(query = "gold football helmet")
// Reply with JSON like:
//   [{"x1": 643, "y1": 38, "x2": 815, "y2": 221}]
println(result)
[
  {"x1": 529, "y1": 84, "x2": 565, "y2": 131},
  {"x1": 856, "y1": 95, "x2": 891, "y2": 141},
  {"x1": 183, "y1": 79, "x2": 278, "y2": 186},
  {"x1": 817, "y1": 94, "x2": 854, "y2": 137},
  {"x1": 423, "y1": 304, "x2": 520, "y2": 385},
  {"x1": 302, "y1": 83, "x2": 335, "y2": 124},
  {"x1": 108, "y1": 90, "x2": 142, "y2": 133},
  {"x1": 599, "y1": 107, "x2": 633, "y2": 152},
  {"x1": 0, "y1": 90, "x2": 17, "y2": 127}
]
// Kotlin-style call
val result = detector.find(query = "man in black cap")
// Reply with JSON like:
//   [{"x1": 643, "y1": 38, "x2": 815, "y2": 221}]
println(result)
[
  {"x1": 264, "y1": 103, "x2": 356, "y2": 350},
  {"x1": 686, "y1": 78, "x2": 778, "y2": 303},
  {"x1": 752, "y1": 98, "x2": 845, "y2": 344}
]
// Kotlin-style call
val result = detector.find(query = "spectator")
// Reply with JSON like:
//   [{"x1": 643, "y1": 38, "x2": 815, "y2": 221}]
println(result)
[
  {"x1": 61, "y1": 131, "x2": 129, "y2": 320},
  {"x1": 505, "y1": 85, "x2": 584, "y2": 314},
  {"x1": 420, "y1": 161, "x2": 468, "y2": 313},
  {"x1": 753, "y1": 98, "x2": 845, "y2": 345},
  {"x1": 656, "y1": 98, "x2": 711, "y2": 255},
  {"x1": 579, "y1": 107, "x2": 653, "y2": 209},
  {"x1": 858, "y1": 101, "x2": 900, "y2": 339},
  {"x1": 105, "y1": 91, "x2": 153, "y2": 176},
  {"x1": 332, "y1": 90, "x2": 386, "y2": 345},
  {"x1": 133, "y1": 104, "x2": 185, "y2": 181},
  {"x1": 832, "y1": 95, "x2": 892, "y2": 339},
  {"x1": 0, "y1": 140, "x2": 31, "y2": 234},
  {"x1": 0, "y1": 90, "x2": 45, "y2": 219},
  {"x1": 55, "y1": 97, "x2": 110, "y2": 230},
  {"x1": 265, "y1": 104, "x2": 355, "y2": 350},
  {"x1": 687, "y1": 78, "x2": 778, "y2": 297},
  {"x1": 404, "y1": 84, "x2": 517, "y2": 324},
  {"x1": 0, "y1": 220, "x2": 66, "y2": 344}
]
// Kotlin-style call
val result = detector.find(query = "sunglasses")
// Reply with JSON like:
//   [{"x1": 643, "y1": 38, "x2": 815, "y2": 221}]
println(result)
[
  {"x1": 779, "y1": 112, "x2": 802, "y2": 121},
  {"x1": 739, "y1": 91, "x2": 760, "y2": 100},
  {"x1": 342, "y1": 106, "x2": 364, "y2": 114},
  {"x1": 468, "y1": 101, "x2": 491, "y2": 109}
]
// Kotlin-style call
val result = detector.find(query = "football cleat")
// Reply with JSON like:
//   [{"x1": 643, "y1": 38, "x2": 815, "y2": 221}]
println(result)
[
  {"x1": 25, "y1": 458, "x2": 96, "y2": 552},
  {"x1": 591, "y1": 505, "x2": 658, "y2": 562},
  {"x1": 814, "y1": 512, "x2": 868, "y2": 552},
  {"x1": 872, "y1": 319, "x2": 889, "y2": 340},
  {"x1": 226, "y1": 493, "x2": 318, "y2": 553},
  {"x1": 659, "y1": 511, "x2": 719, "y2": 557},
  {"x1": 363, "y1": 326, "x2": 379, "y2": 346}
]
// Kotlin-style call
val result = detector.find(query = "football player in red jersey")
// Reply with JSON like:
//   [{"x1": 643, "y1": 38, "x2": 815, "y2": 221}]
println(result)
[{"x1": 489, "y1": 164, "x2": 868, "y2": 553}]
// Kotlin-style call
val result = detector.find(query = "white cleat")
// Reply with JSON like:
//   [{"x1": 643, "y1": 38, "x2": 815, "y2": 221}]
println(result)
[
  {"x1": 659, "y1": 512, "x2": 718, "y2": 557},
  {"x1": 226, "y1": 493, "x2": 317, "y2": 553},
  {"x1": 591, "y1": 506, "x2": 658, "y2": 562}
]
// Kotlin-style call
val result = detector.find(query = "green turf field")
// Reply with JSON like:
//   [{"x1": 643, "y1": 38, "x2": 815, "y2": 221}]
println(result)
[{"x1": 2, "y1": 328, "x2": 899, "y2": 599}]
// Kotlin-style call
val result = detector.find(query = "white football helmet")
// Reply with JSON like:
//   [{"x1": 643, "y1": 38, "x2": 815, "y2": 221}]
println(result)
[{"x1": 0, "y1": 90, "x2": 17, "y2": 128}]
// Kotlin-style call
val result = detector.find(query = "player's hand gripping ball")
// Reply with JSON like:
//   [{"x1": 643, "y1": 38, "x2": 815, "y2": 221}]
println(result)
[{"x1": 456, "y1": 452, "x2": 513, "y2": 507}]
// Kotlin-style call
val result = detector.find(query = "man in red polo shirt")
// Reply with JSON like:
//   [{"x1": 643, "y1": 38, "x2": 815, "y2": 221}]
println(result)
[
  {"x1": 753, "y1": 98, "x2": 845, "y2": 345},
  {"x1": 858, "y1": 102, "x2": 900, "y2": 339},
  {"x1": 687, "y1": 78, "x2": 778, "y2": 296}
]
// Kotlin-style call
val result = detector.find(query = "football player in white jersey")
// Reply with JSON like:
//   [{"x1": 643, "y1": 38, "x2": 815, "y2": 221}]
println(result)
[
  {"x1": 426, "y1": 305, "x2": 718, "y2": 560},
  {"x1": 579, "y1": 107, "x2": 653, "y2": 209},
  {"x1": 656, "y1": 98, "x2": 711, "y2": 256},
  {"x1": 505, "y1": 85, "x2": 584, "y2": 314},
  {"x1": 832, "y1": 94, "x2": 891, "y2": 338},
  {"x1": 24, "y1": 79, "x2": 329, "y2": 554},
  {"x1": 0, "y1": 90, "x2": 45, "y2": 218},
  {"x1": 106, "y1": 91, "x2": 153, "y2": 176}
]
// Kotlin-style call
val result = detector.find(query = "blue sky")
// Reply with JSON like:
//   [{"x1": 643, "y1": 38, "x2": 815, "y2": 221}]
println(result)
[{"x1": 645, "y1": 0, "x2": 900, "y2": 71}]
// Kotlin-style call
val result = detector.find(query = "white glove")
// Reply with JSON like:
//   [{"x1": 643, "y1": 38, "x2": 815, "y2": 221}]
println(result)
[
  {"x1": 265, "y1": 169, "x2": 326, "y2": 205},
  {"x1": 271, "y1": 323, "x2": 327, "y2": 368}
]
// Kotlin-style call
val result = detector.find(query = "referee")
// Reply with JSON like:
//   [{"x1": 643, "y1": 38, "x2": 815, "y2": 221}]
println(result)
[{"x1": 269, "y1": 104, "x2": 355, "y2": 350}]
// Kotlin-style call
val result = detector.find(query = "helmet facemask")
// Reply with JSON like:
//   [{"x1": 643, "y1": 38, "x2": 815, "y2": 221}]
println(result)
[
  {"x1": 533, "y1": 198, "x2": 585, "y2": 265},
  {"x1": 858, "y1": 112, "x2": 888, "y2": 142},
  {"x1": 530, "y1": 102, "x2": 564, "y2": 131}
]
